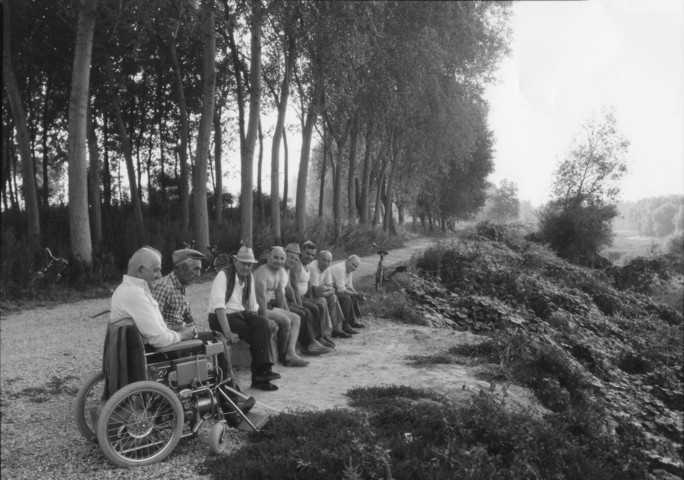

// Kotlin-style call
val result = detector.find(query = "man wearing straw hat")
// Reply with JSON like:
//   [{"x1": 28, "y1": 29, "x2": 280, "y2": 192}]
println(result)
[{"x1": 208, "y1": 246, "x2": 281, "y2": 391}]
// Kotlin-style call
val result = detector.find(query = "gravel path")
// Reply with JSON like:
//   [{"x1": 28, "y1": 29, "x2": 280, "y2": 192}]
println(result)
[{"x1": 0, "y1": 236, "x2": 535, "y2": 479}]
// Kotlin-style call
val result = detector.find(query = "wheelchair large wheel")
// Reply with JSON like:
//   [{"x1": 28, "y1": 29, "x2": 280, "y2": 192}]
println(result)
[
  {"x1": 74, "y1": 371, "x2": 106, "y2": 443},
  {"x1": 96, "y1": 381, "x2": 183, "y2": 468}
]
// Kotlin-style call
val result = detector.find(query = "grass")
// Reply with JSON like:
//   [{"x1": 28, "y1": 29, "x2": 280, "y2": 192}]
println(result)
[{"x1": 200, "y1": 385, "x2": 648, "y2": 480}]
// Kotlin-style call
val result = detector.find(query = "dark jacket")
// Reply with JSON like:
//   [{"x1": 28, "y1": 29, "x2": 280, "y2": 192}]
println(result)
[{"x1": 102, "y1": 318, "x2": 146, "y2": 399}]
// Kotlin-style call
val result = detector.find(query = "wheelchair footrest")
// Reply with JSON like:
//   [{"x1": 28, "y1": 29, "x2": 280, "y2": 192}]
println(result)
[{"x1": 237, "y1": 412, "x2": 270, "y2": 432}]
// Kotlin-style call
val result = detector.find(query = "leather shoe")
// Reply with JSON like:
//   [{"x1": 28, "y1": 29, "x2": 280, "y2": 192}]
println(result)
[
  {"x1": 342, "y1": 325, "x2": 358, "y2": 335},
  {"x1": 319, "y1": 336, "x2": 335, "y2": 348},
  {"x1": 302, "y1": 342, "x2": 332, "y2": 355},
  {"x1": 264, "y1": 368, "x2": 281, "y2": 381},
  {"x1": 349, "y1": 322, "x2": 365, "y2": 328},
  {"x1": 332, "y1": 330, "x2": 352, "y2": 339},
  {"x1": 251, "y1": 380, "x2": 279, "y2": 391},
  {"x1": 236, "y1": 395, "x2": 256, "y2": 414},
  {"x1": 283, "y1": 356, "x2": 309, "y2": 367}
]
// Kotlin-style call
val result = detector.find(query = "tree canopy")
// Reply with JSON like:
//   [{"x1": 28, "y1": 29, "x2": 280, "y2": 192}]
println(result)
[{"x1": 2, "y1": 0, "x2": 512, "y2": 275}]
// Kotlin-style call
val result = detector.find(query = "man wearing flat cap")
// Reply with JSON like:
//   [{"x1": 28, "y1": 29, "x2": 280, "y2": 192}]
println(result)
[
  {"x1": 152, "y1": 248, "x2": 206, "y2": 333},
  {"x1": 153, "y1": 248, "x2": 256, "y2": 412}
]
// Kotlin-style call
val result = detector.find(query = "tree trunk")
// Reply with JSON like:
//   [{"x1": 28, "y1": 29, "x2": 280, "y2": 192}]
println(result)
[
  {"x1": 3, "y1": 0, "x2": 41, "y2": 247},
  {"x1": 169, "y1": 37, "x2": 191, "y2": 236},
  {"x1": 329, "y1": 118, "x2": 352, "y2": 239},
  {"x1": 102, "y1": 116, "x2": 111, "y2": 214},
  {"x1": 106, "y1": 63, "x2": 144, "y2": 236},
  {"x1": 193, "y1": 0, "x2": 216, "y2": 257},
  {"x1": 41, "y1": 76, "x2": 51, "y2": 208},
  {"x1": 257, "y1": 118, "x2": 265, "y2": 226},
  {"x1": 347, "y1": 112, "x2": 359, "y2": 222},
  {"x1": 270, "y1": 33, "x2": 295, "y2": 246},
  {"x1": 383, "y1": 159, "x2": 396, "y2": 233},
  {"x1": 67, "y1": 0, "x2": 98, "y2": 265},
  {"x1": 318, "y1": 124, "x2": 327, "y2": 217},
  {"x1": 86, "y1": 110, "x2": 102, "y2": 250},
  {"x1": 213, "y1": 106, "x2": 223, "y2": 226},
  {"x1": 282, "y1": 129, "x2": 288, "y2": 213},
  {"x1": 359, "y1": 118, "x2": 374, "y2": 224},
  {"x1": 295, "y1": 83, "x2": 321, "y2": 233},
  {"x1": 240, "y1": 2, "x2": 262, "y2": 248}
]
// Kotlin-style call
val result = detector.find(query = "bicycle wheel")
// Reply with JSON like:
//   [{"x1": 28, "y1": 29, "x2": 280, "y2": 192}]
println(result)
[{"x1": 212, "y1": 254, "x2": 230, "y2": 272}]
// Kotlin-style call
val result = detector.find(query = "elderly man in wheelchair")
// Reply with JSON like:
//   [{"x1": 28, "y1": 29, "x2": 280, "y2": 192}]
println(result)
[{"x1": 74, "y1": 247, "x2": 269, "y2": 468}]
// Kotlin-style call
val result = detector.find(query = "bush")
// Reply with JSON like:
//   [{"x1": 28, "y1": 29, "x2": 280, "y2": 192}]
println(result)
[
  {"x1": 202, "y1": 386, "x2": 648, "y2": 480},
  {"x1": 538, "y1": 201, "x2": 618, "y2": 266}
]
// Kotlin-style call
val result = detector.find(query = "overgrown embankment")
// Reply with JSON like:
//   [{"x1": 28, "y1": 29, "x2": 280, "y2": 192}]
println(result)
[{"x1": 403, "y1": 222, "x2": 683, "y2": 478}]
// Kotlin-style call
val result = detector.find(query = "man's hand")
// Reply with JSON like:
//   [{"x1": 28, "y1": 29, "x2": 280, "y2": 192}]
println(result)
[
  {"x1": 178, "y1": 325, "x2": 197, "y2": 341},
  {"x1": 224, "y1": 332, "x2": 241, "y2": 344}
]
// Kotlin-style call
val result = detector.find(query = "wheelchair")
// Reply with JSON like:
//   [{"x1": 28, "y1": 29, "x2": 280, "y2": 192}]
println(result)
[{"x1": 74, "y1": 318, "x2": 269, "y2": 467}]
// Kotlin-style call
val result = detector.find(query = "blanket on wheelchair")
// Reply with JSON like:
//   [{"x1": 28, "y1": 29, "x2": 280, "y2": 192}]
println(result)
[{"x1": 102, "y1": 319, "x2": 146, "y2": 399}]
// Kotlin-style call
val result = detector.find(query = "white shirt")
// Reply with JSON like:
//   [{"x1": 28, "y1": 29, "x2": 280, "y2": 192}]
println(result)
[
  {"x1": 295, "y1": 265, "x2": 311, "y2": 296},
  {"x1": 207, "y1": 270, "x2": 258, "y2": 314},
  {"x1": 329, "y1": 262, "x2": 354, "y2": 293},
  {"x1": 110, "y1": 275, "x2": 180, "y2": 348},
  {"x1": 309, "y1": 262, "x2": 332, "y2": 288}
]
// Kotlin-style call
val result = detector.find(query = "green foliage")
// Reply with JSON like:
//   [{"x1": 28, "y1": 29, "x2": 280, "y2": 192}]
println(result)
[
  {"x1": 538, "y1": 201, "x2": 618, "y2": 266},
  {"x1": 538, "y1": 109, "x2": 629, "y2": 267},
  {"x1": 483, "y1": 179, "x2": 520, "y2": 223},
  {"x1": 202, "y1": 386, "x2": 648, "y2": 480}
]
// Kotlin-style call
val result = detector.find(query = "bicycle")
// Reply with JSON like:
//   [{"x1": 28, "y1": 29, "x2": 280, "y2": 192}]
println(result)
[
  {"x1": 31, "y1": 248, "x2": 68, "y2": 289},
  {"x1": 371, "y1": 243, "x2": 389, "y2": 291},
  {"x1": 182, "y1": 241, "x2": 230, "y2": 273}
]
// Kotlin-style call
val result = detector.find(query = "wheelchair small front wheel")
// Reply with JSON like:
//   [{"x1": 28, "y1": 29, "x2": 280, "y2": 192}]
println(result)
[
  {"x1": 209, "y1": 421, "x2": 229, "y2": 455},
  {"x1": 74, "y1": 371, "x2": 105, "y2": 443},
  {"x1": 96, "y1": 381, "x2": 183, "y2": 468}
]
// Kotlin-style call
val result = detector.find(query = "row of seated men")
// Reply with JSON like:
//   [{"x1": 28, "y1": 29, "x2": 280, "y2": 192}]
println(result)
[{"x1": 108, "y1": 241, "x2": 367, "y2": 421}]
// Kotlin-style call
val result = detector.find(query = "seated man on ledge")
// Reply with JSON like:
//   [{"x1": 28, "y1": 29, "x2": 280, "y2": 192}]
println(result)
[
  {"x1": 152, "y1": 248, "x2": 255, "y2": 412},
  {"x1": 208, "y1": 246, "x2": 281, "y2": 391},
  {"x1": 329, "y1": 255, "x2": 367, "y2": 329}
]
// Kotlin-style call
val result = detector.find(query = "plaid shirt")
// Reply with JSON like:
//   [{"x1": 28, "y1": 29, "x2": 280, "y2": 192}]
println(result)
[{"x1": 151, "y1": 271, "x2": 192, "y2": 328}]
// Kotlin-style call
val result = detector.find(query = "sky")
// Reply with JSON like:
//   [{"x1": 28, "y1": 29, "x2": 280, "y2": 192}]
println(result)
[{"x1": 485, "y1": 0, "x2": 684, "y2": 206}]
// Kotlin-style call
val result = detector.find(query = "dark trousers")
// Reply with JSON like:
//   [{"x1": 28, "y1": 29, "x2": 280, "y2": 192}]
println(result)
[
  {"x1": 288, "y1": 303, "x2": 321, "y2": 346},
  {"x1": 302, "y1": 299, "x2": 326, "y2": 337},
  {"x1": 336, "y1": 293, "x2": 361, "y2": 324},
  {"x1": 209, "y1": 311, "x2": 273, "y2": 377}
]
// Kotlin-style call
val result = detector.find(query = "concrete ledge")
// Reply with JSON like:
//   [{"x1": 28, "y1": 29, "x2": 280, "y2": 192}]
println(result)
[{"x1": 229, "y1": 320, "x2": 279, "y2": 369}]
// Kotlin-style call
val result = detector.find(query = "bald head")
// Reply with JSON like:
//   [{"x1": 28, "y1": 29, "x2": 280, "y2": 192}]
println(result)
[
  {"x1": 267, "y1": 246, "x2": 286, "y2": 271},
  {"x1": 317, "y1": 250, "x2": 332, "y2": 271},
  {"x1": 345, "y1": 255, "x2": 361, "y2": 273},
  {"x1": 127, "y1": 247, "x2": 162, "y2": 288}
]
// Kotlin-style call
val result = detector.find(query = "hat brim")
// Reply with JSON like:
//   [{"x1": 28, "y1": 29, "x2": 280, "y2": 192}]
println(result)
[{"x1": 233, "y1": 255, "x2": 259, "y2": 264}]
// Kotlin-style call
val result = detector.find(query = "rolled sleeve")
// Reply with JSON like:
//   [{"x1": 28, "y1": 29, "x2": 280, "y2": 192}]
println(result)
[{"x1": 208, "y1": 271, "x2": 228, "y2": 314}]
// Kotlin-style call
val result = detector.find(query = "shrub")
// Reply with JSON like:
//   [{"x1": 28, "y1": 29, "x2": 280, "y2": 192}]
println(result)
[
  {"x1": 538, "y1": 201, "x2": 618, "y2": 266},
  {"x1": 202, "y1": 386, "x2": 648, "y2": 480}
]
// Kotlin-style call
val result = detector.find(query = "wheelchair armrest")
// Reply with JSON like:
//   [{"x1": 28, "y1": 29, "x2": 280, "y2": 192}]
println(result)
[{"x1": 155, "y1": 339, "x2": 204, "y2": 354}]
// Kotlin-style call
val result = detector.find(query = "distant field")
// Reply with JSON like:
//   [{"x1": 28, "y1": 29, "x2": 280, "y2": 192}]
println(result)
[{"x1": 602, "y1": 230, "x2": 670, "y2": 266}]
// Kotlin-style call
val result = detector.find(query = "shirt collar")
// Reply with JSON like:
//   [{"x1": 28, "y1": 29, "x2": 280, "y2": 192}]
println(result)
[
  {"x1": 169, "y1": 271, "x2": 185, "y2": 293},
  {"x1": 122, "y1": 274, "x2": 151, "y2": 292}
]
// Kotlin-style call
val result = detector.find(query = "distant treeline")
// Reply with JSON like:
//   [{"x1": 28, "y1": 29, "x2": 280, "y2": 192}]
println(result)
[{"x1": 614, "y1": 195, "x2": 684, "y2": 237}]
